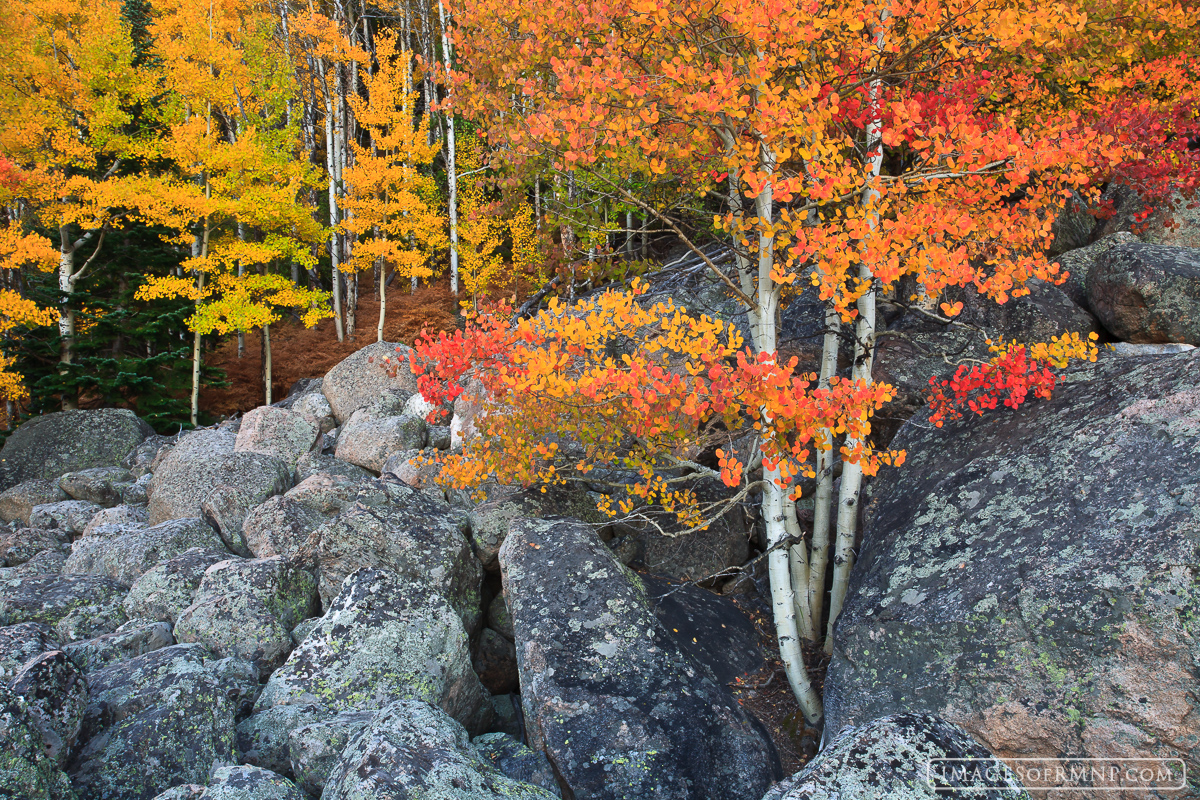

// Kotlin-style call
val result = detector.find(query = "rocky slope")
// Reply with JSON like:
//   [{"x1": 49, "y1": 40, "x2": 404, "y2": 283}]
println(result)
[{"x1": 1, "y1": 225, "x2": 1198, "y2": 799}]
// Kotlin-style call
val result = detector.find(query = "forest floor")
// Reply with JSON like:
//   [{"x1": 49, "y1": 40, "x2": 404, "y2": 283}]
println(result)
[{"x1": 201, "y1": 285, "x2": 461, "y2": 418}]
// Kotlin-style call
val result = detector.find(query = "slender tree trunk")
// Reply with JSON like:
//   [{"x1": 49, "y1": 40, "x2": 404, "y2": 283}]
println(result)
[
  {"x1": 191, "y1": 329, "x2": 201, "y2": 426},
  {"x1": 323, "y1": 59, "x2": 345, "y2": 342},
  {"x1": 786, "y1": 496, "x2": 816, "y2": 641},
  {"x1": 438, "y1": 0, "x2": 459, "y2": 294},
  {"x1": 57, "y1": 227, "x2": 77, "y2": 410},
  {"x1": 377, "y1": 262, "x2": 386, "y2": 342},
  {"x1": 262, "y1": 323, "x2": 272, "y2": 405},
  {"x1": 825, "y1": 16, "x2": 887, "y2": 653},
  {"x1": 237, "y1": 221, "x2": 246, "y2": 358},
  {"x1": 807, "y1": 303, "x2": 841, "y2": 636},
  {"x1": 751, "y1": 143, "x2": 823, "y2": 726},
  {"x1": 534, "y1": 177, "x2": 541, "y2": 231},
  {"x1": 346, "y1": 272, "x2": 358, "y2": 337}
]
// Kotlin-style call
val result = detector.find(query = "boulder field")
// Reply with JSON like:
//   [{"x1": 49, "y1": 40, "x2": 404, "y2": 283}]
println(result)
[{"x1": 1, "y1": 293, "x2": 1197, "y2": 798}]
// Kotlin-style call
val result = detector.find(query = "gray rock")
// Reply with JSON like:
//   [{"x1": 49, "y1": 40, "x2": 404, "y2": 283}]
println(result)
[
  {"x1": 80, "y1": 503, "x2": 151, "y2": 542},
  {"x1": 29, "y1": 500, "x2": 102, "y2": 536},
  {"x1": 466, "y1": 485, "x2": 605, "y2": 572},
  {"x1": 873, "y1": 277, "x2": 1099, "y2": 444},
  {"x1": 54, "y1": 598, "x2": 129, "y2": 644},
  {"x1": 148, "y1": 431, "x2": 293, "y2": 539},
  {"x1": 0, "y1": 408, "x2": 153, "y2": 492},
  {"x1": 293, "y1": 452, "x2": 370, "y2": 483},
  {"x1": 80, "y1": 503, "x2": 150, "y2": 538},
  {"x1": 123, "y1": 548, "x2": 233, "y2": 624},
  {"x1": 322, "y1": 699, "x2": 557, "y2": 800},
  {"x1": 200, "y1": 765, "x2": 306, "y2": 800},
  {"x1": 64, "y1": 517, "x2": 228, "y2": 586},
  {"x1": 618, "y1": 484, "x2": 751, "y2": 584},
  {"x1": 1046, "y1": 189, "x2": 1097, "y2": 257},
  {"x1": 823, "y1": 351, "x2": 1200, "y2": 778},
  {"x1": 151, "y1": 786, "x2": 205, "y2": 800},
  {"x1": 0, "y1": 622, "x2": 61, "y2": 676},
  {"x1": 642, "y1": 573, "x2": 767, "y2": 686},
  {"x1": 762, "y1": 714, "x2": 1030, "y2": 800},
  {"x1": 10, "y1": 649, "x2": 88, "y2": 763},
  {"x1": 500, "y1": 517, "x2": 777, "y2": 800},
  {"x1": 0, "y1": 574, "x2": 128, "y2": 633},
  {"x1": 285, "y1": 472, "x2": 365, "y2": 516},
  {"x1": 472, "y1": 733, "x2": 561, "y2": 797},
  {"x1": 486, "y1": 694, "x2": 524, "y2": 740},
  {"x1": 199, "y1": 458, "x2": 295, "y2": 557},
  {"x1": 124, "y1": 435, "x2": 172, "y2": 479},
  {"x1": 241, "y1": 473, "x2": 365, "y2": 566},
  {"x1": 255, "y1": 568, "x2": 489, "y2": 736},
  {"x1": 1110, "y1": 341, "x2": 1196, "y2": 356},
  {"x1": 67, "y1": 644, "x2": 238, "y2": 800},
  {"x1": 175, "y1": 597, "x2": 291, "y2": 676},
  {"x1": 315, "y1": 479, "x2": 481, "y2": 634},
  {"x1": 0, "y1": 681, "x2": 75, "y2": 799},
  {"x1": 288, "y1": 710, "x2": 375, "y2": 797},
  {"x1": 1052, "y1": 231, "x2": 1139, "y2": 306},
  {"x1": 235, "y1": 407, "x2": 319, "y2": 467},
  {"x1": 381, "y1": 449, "x2": 442, "y2": 491},
  {"x1": 58, "y1": 467, "x2": 135, "y2": 508},
  {"x1": 175, "y1": 558, "x2": 318, "y2": 674},
  {"x1": 485, "y1": 593, "x2": 513, "y2": 640},
  {"x1": 291, "y1": 390, "x2": 337, "y2": 435},
  {"x1": 289, "y1": 618, "x2": 319, "y2": 646},
  {"x1": 449, "y1": 375, "x2": 486, "y2": 449},
  {"x1": 240, "y1": 498, "x2": 321, "y2": 568},
  {"x1": 207, "y1": 655, "x2": 262, "y2": 719},
  {"x1": 473, "y1": 627, "x2": 518, "y2": 695},
  {"x1": 63, "y1": 618, "x2": 174, "y2": 673},
  {"x1": 321, "y1": 341, "x2": 418, "y2": 424},
  {"x1": 0, "y1": 527, "x2": 70, "y2": 567},
  {"x1": 427, "y1": 425, "x2": 451, "y2": 451},
  {"x1": 237, "y1": 703, "x2": 326, "y2": 776},
  {"x1": 0, "y1": 479, "x2": 69, "y2": 524},
  {"x1": 334, "y1": 409, "x2": 427, "y2": 473},
  {"x1": 121, "y1": 472, "x2": 153, "y2": 505},
  {"x1": 1095, "y1": 182, "x2": 1200, "y2": 249},
  {"x1": 1088, "y1": 241, "x2": 1200, "y2": 343},
  {"x1": 195, "y1": 557, "x2": 319, "y2": 631},
  {"x1": 0, "y1": 547, "x2": 67, "y2": 578}
]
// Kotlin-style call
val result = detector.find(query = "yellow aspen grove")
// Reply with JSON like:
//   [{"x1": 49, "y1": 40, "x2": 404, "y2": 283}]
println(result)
[
  {"x1": 0, "y1": 0, "x2": 151, "y2": 409},
  {"x1": 137, "y1": 0, "x2": 327, "y2": 422},
  {"x1": 340, "y1": 29, "x2": 447, "y2": 342}
]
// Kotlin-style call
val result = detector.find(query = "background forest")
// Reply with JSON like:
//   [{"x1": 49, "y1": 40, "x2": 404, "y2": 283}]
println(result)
[{"x1": 0, "y1": 0, "x2": 1195, "y2": 436}]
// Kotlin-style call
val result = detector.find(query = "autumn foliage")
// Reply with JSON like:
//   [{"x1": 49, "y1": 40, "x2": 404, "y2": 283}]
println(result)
[
  {"x1": 408, "y1": 281, "x2": 902, "y2": 519},
  {"x1": 926, "y1": 332, "x2": 1100, "y2": 427}
]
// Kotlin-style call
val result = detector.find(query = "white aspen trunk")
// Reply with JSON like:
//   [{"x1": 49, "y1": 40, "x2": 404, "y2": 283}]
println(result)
[
  {"x1": 753, "y1": 143, "x2": 822, "y2": 726},
  {"x1": 786, "y1": 497, "x2": 816, "y2": 641},
  {"x1": 824, "y1": 17, "x2": 888, "y2": 654},
  {"x1": 437, "y1": 0, "x2": 459, "y2": 294},
  {"x1": 191, "y1": 329, "x2": 201, "y2": 426},
  {"x1": 323, "y1": 59, "x2": 345, "y2": 342},
  {"x1": 237, "y1": 220, "x2": 246, "y2": 358},
  {"x1": 378, "y1": 260, "x2": 386, "y2": 342},
  {"x1": 807, "y1": 302, "x2": 841, "y2": 636},
  {"x1": 263, "y1": 323, "x2": 272, "y2": 405},
  {"x1": 625, "y1": 210, "x2": 634, "y2": 258},
  {"x1": 57, "y1": 228, "x2": 77, "y2": 410}
]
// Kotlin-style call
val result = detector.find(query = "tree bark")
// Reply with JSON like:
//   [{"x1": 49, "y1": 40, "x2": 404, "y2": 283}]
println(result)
[
  {"x1": 437, "y1": 0, "x2": 460, "y2": 294},
  {"x1": 824, "y1": 13, "x2": 887, "y2": 653},
  {"x1": 262, "y1": 323, "x2": 272, "y2": 405}
]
